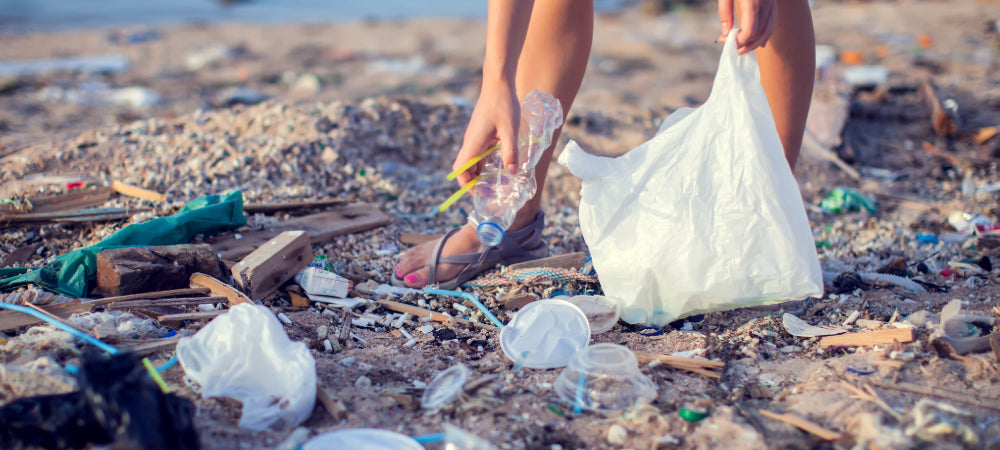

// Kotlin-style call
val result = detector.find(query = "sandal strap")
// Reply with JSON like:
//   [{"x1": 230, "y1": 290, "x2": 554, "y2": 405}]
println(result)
[
  {"x1": 498, "y1": 211, "x2": 545, "y2": 260},
  {"x1": 428, "y1": 227, "x2": 463, "y2": 285}
]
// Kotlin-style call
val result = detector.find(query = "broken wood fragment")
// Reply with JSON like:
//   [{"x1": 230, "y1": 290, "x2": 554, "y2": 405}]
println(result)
[
  {"x1": 96, "y1": 244, "x2": 223, "y2": 297},
  {"x1": 231, "y1": 230, "x2": 313, "y2": 301},
  {"x1": 338, "y1": 309, "x2": 352, "y2": 342},
  {"x1": 920, "y1": 79, "x2": 959, "y2": 137},
  {"x1": 758, "y1": 409, "x2": 842, "y2": 441},
  {"x1": 110, "y1": 180, "x2": 166, "y2": 202},
  {"x1": 0, "y1": 186, "x2": 113, "y2": 214},
  {"x1": 209, "y1": 203, "x2": 391, "y2": 260},
  {"x1": 189, "y1": 273, "x2": 251, "y2": 306},
  {"x1": 508, "y1": 252, "x2": 588, "y2": 271},
  {"x1": 88, "y1": 287, "x2": 211, "y2": 306},
  {"x1": 118, "y1": 336, "x2": 181, "y2": 355},
  {"x1": 289, "y1": 291, "x2": 309, "y2": 308},
  {"x1": 316, "y1": 384, "x2": 348, "y2": 421},
  {"x1": 243, "y1": 198, "x2": 347, "y2": 214},
  {"x1": 156, "y1": 310, "x2": 226, "y2": 323},
  {"x1": 871, "y1": 381, "x2": 1000, "y2": 412},
  {"x1": 818, "y1": 328, "x2": 914, "y2": 349},
  {"x1": 0, "y1": 207, "x2": 151, "y2": 225},
  {"x1": 109, "y1": 296, "x2": 226, "y2": 310},
  {"x1": 634, "y1": 352, "x2": 725, "y2": 379}
]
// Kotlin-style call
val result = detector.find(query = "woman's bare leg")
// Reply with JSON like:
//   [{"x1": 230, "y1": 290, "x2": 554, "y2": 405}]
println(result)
[{"x1": 395, "y1": 0, "x2": 593, "y2": 287}]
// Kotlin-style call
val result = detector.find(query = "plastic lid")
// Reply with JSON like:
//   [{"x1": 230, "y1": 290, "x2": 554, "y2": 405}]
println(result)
[
  {"x1": 499, "y1": 299, "x2": 590, "y2": 369},
  {"x1": 420, "y1": 364, "x2": 471, "y2": 409},
  {"x1": 476, "y1": 222, "x2": 504, "y2": 246},
  {"x1": 554, "y1": 343, "x2": 657, "y2": 412},
  {"x1": 559, "y1": 295, "x2": 622, "y2": 334},
  {"x1": 302, "y1": 428, "x2": 423, "y2": 450}
]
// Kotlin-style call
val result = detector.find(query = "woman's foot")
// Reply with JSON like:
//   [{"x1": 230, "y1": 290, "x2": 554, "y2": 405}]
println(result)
[{"x1": 393, "y1": 211, "x2": 547, "y2": 289}]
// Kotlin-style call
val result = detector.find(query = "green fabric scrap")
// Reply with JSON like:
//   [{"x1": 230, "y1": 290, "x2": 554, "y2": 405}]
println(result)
[{"x1": 0, "y1": 190, "x2": 246, "y2": 298}]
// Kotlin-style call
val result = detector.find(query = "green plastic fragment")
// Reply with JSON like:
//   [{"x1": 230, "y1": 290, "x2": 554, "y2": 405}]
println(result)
[
  {"x1": 819, "y1": 187, "x2": 876, "y2": 214},
  {"x1": 679, "y1": 407, "x2": 709, "y2": 423},
  {"x1": 815, "y1": 240, "x2": 831, "y2": 249},
  {"x1": 547, "y1": 403, "x2": 566, "y2": 417}
]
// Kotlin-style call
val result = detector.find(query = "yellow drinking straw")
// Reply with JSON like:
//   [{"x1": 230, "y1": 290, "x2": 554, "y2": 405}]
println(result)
[
  {"x1": 438, "y1": 175, "x2": 479, "y2": 212},
  {"x1": 446, "y1": 143, "x2": 501, "y2": 181}
]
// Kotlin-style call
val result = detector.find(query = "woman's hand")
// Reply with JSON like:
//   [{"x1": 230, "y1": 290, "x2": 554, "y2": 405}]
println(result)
[
  {"x1": 452, "y1": 80, "x2": 520, "y2": 187},
  {"x1": 718, "y1": 0, "x2": 776, "y2": 55}
]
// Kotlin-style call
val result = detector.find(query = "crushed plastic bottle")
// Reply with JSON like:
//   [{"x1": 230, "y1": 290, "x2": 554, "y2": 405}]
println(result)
[{"x1": 470, "y1": 90, "x2": 562, "y2": 246}]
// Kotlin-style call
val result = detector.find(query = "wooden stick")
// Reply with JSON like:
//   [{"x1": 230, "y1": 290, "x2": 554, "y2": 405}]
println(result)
[
  {"x1": 508, "y1": 252, "x2": 588, "y2": 271},
  {"x1": 156, "y1": 310, "x2": 226, "y2": 323},
  {"x1": 871, "y1": 381, "x2": 1000, "y2": 412},
  {"x1": 87, "y1": 287, "x2": 211, "y2": 307},
  {"x1": 24, "y1": 302, "x2": 95, "y2": 336},
  {"x1": 190, "y1": 273, "x2": 251, "y2": 306},
  {"x1": 758, "y1": 409, "x2": 842, "y2": 441},
  {"x1": 109, "y1": 296, "x2": 227, "y2": 310},
  {"x1": 634, "y1": 352, "x2": 725, "y2": 379},
  {"x1": 111, "y1": 180, "x2": 167, "y2": 202},
  {"x1": 818, "y1": 328, "x2": 914, "y2": 349}
]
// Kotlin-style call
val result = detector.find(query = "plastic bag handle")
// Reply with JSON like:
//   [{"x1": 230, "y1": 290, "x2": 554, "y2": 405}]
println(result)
[{"x1": 709, "y1": 28, "x2": 762, "y2": 105}]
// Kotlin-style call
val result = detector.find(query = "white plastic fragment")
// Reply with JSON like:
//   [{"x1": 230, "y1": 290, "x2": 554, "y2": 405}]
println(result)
[
  {"x1": 453, "y1": 302, "x2": 469, "y2": 313},
  {"x1": 858, "y1": 272, "x2": 927, "y2": 294},
  {"x1": 277, "y1": 313, "x2": 293, "y2": 325},
  {"x1": 295, "y1": 267, "x2": 351, "y2": 298},
  {"x1": 782, "y1": 313, "x2": 847, "y2": 338},
  {"x1": 419, "y1": 325, "x2": 435, "y2": 334},
  {"x1": 843, "y1": 310, "x2": 861, "y2": 327}
]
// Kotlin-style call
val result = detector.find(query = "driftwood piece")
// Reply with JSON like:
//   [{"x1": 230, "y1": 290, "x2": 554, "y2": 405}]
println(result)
[
  {"x1": 208, "y1": 203, "x2": 390, "y2": 261},
  {"x1": 818, "y1": 328, "x2": 914, "y2": 349},
  {"x1": 758, "y1": 409, "x2": 842, "y2": 441},
  {"x1": 231, "y1": 230, "x2": 313, "y2": 301},
  {"x1": 508, "y1": 252, "x2": 588, "y2": 271},
  {"x1": 96, "y1": 244, "x2": 223, "y2": 297},
  {"x1": 0, "y1": 186, "x2": 113, "y2": 214},
  {"x1": 243, "y1": 198, "x2": 348, "y2": 214},
  {"x1": 109, "y1": 296, "x2": 227, "y2": 310},
  {"x1": 88, "y1": 287, "x2": 211, "y2": 307},
  {"x1": 118, "y1": 336, "x2": 181, "y2": 355},
  {"x1": 0, "y1": 207, "x2": 150, "y2": 225}
]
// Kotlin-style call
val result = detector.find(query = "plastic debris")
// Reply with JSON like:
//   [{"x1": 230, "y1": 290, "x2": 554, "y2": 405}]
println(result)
[
  {"x1": 782, "y1": 313, "x2": 847, "y2": 338},
  {"x1": 819, "y1": 187, "x2": 877, "y2": 213},
  {"x1": 679, "y1": 407, "x2": 709, "y2": 422},
  {"x1": 843, "y1": 65, "x2": 890, "y2": 88},
  {"x1": 420, "y1": 364, "x2": 471, "y2": 410},
  {"x1": 295, "y1": 267, "x2": 351, "y2": 298},
  {"x1": 554, "y1": 344, "x2": 656, "y2": 412},
  {"x1": 176, "y1": 303, "x2": 316, "y2": 430},
  {"x1": 0, "y1": 55, "x2": 130, "y2": 76},
  {"x1": 554, "y1": 295, "x2": 621, "y2": 334},
  {"x1": 858, "y1": 272, "x2": 927, "y2": 294},
  {"x1": 302, "y1": 428, "x2": 422, "y2": 450},
  {"x1": 499, "y1": 299, "x2": 590, "y2": 369},
  {"x1": 442, "y1": 423, "x2": 499, "y2": 450},
  {"x1": 915, "y1": 234, "x2": 939, "y2": 244}
]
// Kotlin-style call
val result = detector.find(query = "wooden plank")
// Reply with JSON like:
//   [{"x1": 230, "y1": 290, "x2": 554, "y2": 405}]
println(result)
[
  {"x1": 0, "y1": 186, "x2": 114, "y2": 214},
  {"x1": 156, "y1": 310, "x2": 226, "y2": 323},
  {"x1": 243, "y1": 198, "x2": 348, "y2": 214},
  {"x1": 87, "y1": 287, "x2": 211, "y2": 307},
  {"x1": 109, "y1": 296, "x2": 226, "y2": 310},
  {"x1": 231, "y1": 230, "x2": 313, "y2": 301},
  {"x1": 207, "y1": 203, "x2": 391, "y2": 260},
  {"x1": 189, "y1": 273, "x2": 251, "y2": 306},
  {"x1": 758, "y1": 409, "x2": 842, "y2": 441},
  {"x1": 0, "y1": 207, "x2": 150, "y2": 225},
  {"x1": 96, "y1": 244, "x2": 223, "y2": 297},
  {"x1": 0, "y1": 243, "x2": 40, "y2": 268},
  {"x1": 110, "y1": 180, "x2": 166, "y2": 202},
  {"x1": 0, "y1": 302, "x2": 92, "y2": 331},
  {"x1": 400, "y1": 233, "x2": 437, "y2": 246},
  {"x1": 508, "y1": 252, "x2": 588, "y2": 271},
  {"x1": 818, "y1": 328, "x2": 914, "y2": 349},
  {"x1": 119, "y1": 336, "x2": 181, "y2": 355}
]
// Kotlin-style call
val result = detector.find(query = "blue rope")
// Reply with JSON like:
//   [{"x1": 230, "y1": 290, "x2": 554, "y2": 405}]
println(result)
[{"x1": 423, "y1": 287, "x2": 504, "y2": 328}]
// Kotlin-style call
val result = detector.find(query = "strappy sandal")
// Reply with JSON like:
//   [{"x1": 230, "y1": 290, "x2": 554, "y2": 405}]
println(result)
[{"x1": 392, "y1": 211, "x2": 548, "y2": 290}]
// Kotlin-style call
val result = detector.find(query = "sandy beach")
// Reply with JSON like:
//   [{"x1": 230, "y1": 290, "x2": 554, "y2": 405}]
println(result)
[{"x1": 2, "y1": 1, "x2": 1000, "y2": 448}]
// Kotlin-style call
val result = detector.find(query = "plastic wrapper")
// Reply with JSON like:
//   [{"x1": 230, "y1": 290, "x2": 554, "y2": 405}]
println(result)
[
  {"x1": 176, "y1": 303, "x2": 316, "y2": 431},
  {"x1": 559, "y1": 30, "x2": 823, "y2": 325}
]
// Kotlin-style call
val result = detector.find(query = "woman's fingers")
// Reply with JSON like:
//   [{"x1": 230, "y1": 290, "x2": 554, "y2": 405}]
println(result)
[{"x1": 718, "y1": 0, "x2": 735, "y2": 43}]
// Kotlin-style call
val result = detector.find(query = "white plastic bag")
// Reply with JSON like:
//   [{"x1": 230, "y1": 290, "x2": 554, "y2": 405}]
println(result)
[
  {"x1": 559, "y1": 29, "x2": 822, "y2": 325},
  {"x1": 176, "y1": 303, "x2": 316, "y2": 430}
]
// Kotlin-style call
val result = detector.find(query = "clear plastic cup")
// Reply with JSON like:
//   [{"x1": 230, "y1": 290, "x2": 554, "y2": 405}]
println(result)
[
  {"x1": 554, "y1": 343, "x2": 657, "y2": 413},
  {"x1": 303, "y1": 428, "x2": 423, "y2": 450},
  {"x1": 499, "y1": 299, "x2": 590, "y2": 369},
  {"x1": 555, "y1": 295, "x2": 621, "y2": 334},
  {"x1": 421, "y1": 364, "x2": 471, "y2": 410}
]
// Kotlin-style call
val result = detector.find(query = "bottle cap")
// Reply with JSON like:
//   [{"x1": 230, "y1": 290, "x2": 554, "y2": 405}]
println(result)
[{"x1": 476, "y1": 222, "x2": 505, "y2": 246}]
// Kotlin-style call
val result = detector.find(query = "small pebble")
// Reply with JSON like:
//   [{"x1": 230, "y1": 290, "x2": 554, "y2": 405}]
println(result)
[
  {"x1": 607, "y1": 424, "x2": 628, "y2": 446},
  {"x1": 354, "y1": 375, "x2": 372, "y2": 389},
  {"x1": 340, "y1": 357, "x2": 357, "y2": 367}
]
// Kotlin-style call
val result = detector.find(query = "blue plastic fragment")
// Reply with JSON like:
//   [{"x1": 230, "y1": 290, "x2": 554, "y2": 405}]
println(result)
[{"x1": 916, "y1": 234, "x2": 939, "y2": 244}]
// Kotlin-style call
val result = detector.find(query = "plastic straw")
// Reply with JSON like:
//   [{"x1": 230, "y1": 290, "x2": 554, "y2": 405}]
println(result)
[
  {"x1": 411, "y1": 432, "x2": 445, "y2": 444},
  {"x1": 446, "y1": 144, "x2": 500, "y2": 181},
  {"x1": 0, "y1": 302, "x2": 119, "y2": 354},
  {"x1": 423, "y1": 287, "x2": 504, "y2": 328},
  {"x1": 573, "y1": 372, "x2": 586, "y2": 415},
  {"x1": 157, "y1": 355, "x2": 179, "y2": 373},
  {"x1": 142, "y1": 357, "x2": 172, "y2": 394},
  {"x1": 437, "y1": 176, "x2": 478, "y2": 212}
]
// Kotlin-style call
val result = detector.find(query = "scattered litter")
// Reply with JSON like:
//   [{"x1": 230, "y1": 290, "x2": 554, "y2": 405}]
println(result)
[
  {"x1": 295, "y1": 267, "x2": 351, "y2": 298},
  {"x1": 843, "y1": 65, "x2": 890, "y2": 88},
  {"x1": 499, "y1": 299, "x2": 590, "y2": 369},
  {"x1": 679, "y1": 406, "x2": 709, "y2": 423},
  {"x1": 176, "y1": 303, "x2": 316, "y2": 430},
  {"x1": 820, "y1": 187, "x2": 877, "y2": 213},
  {"x1": 858, "y1": 272, "x2": 927, "y2": 294},
  {"x1": 420, "y1": 364, "x2": 471, "y2": 410},
  {"x1": 783, "y1": 313, "x2": 847, "y2": 338},
  {"x1": 556, "y1": 294, "x2": 621, "y2": 334},
  {"x1": 555, "y1": 344, "x2": 656, "y2": 413}
]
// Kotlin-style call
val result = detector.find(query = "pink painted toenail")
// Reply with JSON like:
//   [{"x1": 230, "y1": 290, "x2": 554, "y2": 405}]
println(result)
[
  {"x1": 404, "y1": 274, "x2": 419, "y2": 284},
  {"x1": 395, "y1": 265, "x2": 402, "y2": 276}
]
